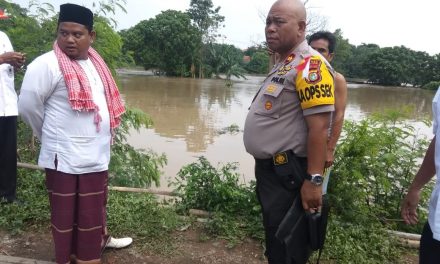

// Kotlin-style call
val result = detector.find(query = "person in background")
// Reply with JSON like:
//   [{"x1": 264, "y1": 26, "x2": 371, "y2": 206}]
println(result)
[
  {"x1": 308, "y1": 31, "x2": 347, "y2": 169},
  {"x1": 19, "y1": 4, "x2": 131, "y2": 263},
  {"x1": 243, "y1": 0, "x2": 335, "y2": 263},
  {"x1": 0, "y1": 8, "x2": 25, "y2": 204},
  {"x1": 401, "y1": 86, "x2": 440, "y2": 263}
]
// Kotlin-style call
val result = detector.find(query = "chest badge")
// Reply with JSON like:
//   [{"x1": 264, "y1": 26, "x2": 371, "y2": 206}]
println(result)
[
  {"x1": 266, "y1": 84, "x2": 276, "y2": 94},
  {"x1": 284, "y1": 53, "x2": 295, "y2": 64},
  {"x1": 265, "y1": 100, "x2": 273, "y2": 110},
  {"x1": 277, "y1": 65, "x2": 293, "y2": 75}
]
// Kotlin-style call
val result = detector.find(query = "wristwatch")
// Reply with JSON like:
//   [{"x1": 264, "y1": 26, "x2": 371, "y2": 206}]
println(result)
[{"x1": 306, "y1": 173, "x2": 324, "y2": 186}]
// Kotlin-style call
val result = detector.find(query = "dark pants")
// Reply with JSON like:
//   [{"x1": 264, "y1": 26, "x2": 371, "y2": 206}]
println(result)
[
  {"x1": 420, "y1": 222, "x2": 440, "y2": 264},
  {"x1": 46, "y1": 169, "x2": 109, "y2": 263},
  {"x1": 255, "y1": 157, "x2": 310, "y2": 264},
  {"x1": 0, "y1": 116, "x2": 17, "y2": 202}
]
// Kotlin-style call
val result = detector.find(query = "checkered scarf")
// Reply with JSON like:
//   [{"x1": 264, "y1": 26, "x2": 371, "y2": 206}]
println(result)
[{"x1": 53, "y1": 41, "x2": 125, "y2": 132}]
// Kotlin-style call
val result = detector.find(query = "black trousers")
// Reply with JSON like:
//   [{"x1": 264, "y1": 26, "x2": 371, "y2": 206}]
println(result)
[
  {"x1": 0, "y1": 116, "x2": 17, "y2": 202},
  {"x1": 420, "y1": 222, "x2": 440, "y2": 264},
  {"x1": 255, "y1": 157, "x2": 310, "y2": 264}
]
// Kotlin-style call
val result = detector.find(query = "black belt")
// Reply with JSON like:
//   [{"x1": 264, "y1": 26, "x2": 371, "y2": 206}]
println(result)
[
  {"x1": 255, "y1": 151, "x2": 307, "y2": 170},
  {"x1": 255, "y1": 157, "x2": 274, "y2": 169}
]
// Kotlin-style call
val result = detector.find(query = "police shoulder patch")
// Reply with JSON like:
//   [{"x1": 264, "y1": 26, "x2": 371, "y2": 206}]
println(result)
[
  {"x1": 304, "y1": 57, "x2": 322, "y2": 84},
  {"x1": 295, "y1": 56, "x2": 335, "y2": 110}
]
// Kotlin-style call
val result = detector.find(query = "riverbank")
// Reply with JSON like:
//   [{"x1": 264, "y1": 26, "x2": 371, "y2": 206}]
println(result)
[
  {"x1": 0, "y1": 225, "x2": 418, "y2": 264},
  {"x1": 117, "y1": 68, "x2": 155, "y2": 76},
  {"x1": 0, "y1": 224, "x2": 266, "y2": 264}
]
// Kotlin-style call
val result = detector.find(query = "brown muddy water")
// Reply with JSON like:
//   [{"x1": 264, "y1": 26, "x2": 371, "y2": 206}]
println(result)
[{"x1": 118, "y1": 74, "x2": 435, "y2": 191}]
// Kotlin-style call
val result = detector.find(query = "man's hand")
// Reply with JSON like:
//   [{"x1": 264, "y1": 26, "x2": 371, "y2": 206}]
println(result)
[
  {"x1": 0, "y1": 51, "x2": 26, "y2": 68},
  {"x1": 325, "y1": 148, "x2": 334, "y2": 168},
  {"x1": 300, "y1": 180, "x2": 322, "y2": 213},
  {"x1": 401, "y1": 189, "x2": 420, "y2": 225}
]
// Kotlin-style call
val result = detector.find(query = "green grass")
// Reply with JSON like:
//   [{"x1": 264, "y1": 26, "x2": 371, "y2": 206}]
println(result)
[{"x1": 0, "y1": 169, "x2": 185, "y2": 254}]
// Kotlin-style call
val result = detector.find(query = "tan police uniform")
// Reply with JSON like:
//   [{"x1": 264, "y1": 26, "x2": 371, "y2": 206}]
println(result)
[
  {"x1": 244, "y1": 40, "x2": 334, "y2": 158},
  {"x1": 243, "y1": 40, "x2": 335, "y2": 264}
]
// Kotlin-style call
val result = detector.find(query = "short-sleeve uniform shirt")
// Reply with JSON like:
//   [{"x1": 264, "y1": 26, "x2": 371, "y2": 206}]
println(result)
[{"x1": 243, "y1": 40, "x2": 335, "y2": 159}]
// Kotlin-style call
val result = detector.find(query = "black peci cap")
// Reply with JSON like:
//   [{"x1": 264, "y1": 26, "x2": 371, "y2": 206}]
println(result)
[{"x1": 58, "y1": 3, "x2": 93, "y2": 28}]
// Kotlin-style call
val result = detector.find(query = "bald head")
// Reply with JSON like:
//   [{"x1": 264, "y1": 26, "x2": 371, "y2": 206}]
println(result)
[
  {"x1": 265, "y1": 0, "x2": 307, "y2": 59},
  {"x1": 272, "y1": 0, "x2": 306, "y2": 22}
]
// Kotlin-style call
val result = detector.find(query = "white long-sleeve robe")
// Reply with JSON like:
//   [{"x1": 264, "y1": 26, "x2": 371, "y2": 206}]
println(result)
[{"x1": 19, "y1": 51, "x2": 111, "y2": 174}]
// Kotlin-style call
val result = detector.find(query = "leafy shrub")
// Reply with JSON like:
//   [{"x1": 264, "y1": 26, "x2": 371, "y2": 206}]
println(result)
[
  {"x1": 16, "y1": 107, "x2": 167, "y2": 188},
  {"x1": 422, "y1": 81, "x2": 440, "y2": 90},
  {"x1": 0, "y1": 170, "x2": 49, "y2": 233},
  {"x1": 0, "y1": 169, "x2": 183, "y2": 253},
  {"x1": 174, "y1": 109, "x2": 431, "y2": 261},
  {"x1": 106, "y1": 191, "x2": 183, "y2": 253},
  {"x1": 111, "y1": 108, "x2": 167, "y2": 187},
  {"x1": 331, "y1": 108, "x2": 433, "y2": 233},
  {"x1": 172, "y1": 157, "x2": 263, "y2": 242},
  {"x1": 313, "y1": 217, "x2": 400, "y2": 264}
]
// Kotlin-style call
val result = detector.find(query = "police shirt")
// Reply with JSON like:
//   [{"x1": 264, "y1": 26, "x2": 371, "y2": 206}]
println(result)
[{"x1": 243, "y1": 40, "x2": 335, "y2": 159}]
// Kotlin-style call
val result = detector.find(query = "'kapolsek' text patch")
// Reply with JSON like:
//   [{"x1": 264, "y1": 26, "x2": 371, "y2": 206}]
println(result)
[{"x1": 294, "y1": 56, "x2": 335, "y2": 109}]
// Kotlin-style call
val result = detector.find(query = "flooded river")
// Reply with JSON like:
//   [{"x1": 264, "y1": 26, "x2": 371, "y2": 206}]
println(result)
[{"x1": 118, "y1": 74, "x2": 435, "y2": 190}]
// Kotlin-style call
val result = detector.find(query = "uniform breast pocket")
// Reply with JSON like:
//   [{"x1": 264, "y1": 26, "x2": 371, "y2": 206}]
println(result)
[{"x1": 255, "y1": 85, "x2": 284, "y2": 119}]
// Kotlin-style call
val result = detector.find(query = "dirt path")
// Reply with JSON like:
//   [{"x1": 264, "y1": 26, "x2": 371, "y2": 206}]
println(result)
[
  {"x1": 0, "y1": 227, "x2": 266, "y2": 264},
  {"x1": 0, "y1": 227, "x2": 420, "y2": 264}
]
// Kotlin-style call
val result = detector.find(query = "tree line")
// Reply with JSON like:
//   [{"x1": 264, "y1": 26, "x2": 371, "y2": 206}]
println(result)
[
  {"x1": 119, "y1": 0, "x2": 261, "y2": 82},
  {"x1": 1, "y1": 0, "x2": 439, "y2": 88},
  {"x1": 120, "y1": 2, "x2": 440, "y2": 88},
  {"x1": 330, "y1": 29, "x2": 440, "y2": 88}
]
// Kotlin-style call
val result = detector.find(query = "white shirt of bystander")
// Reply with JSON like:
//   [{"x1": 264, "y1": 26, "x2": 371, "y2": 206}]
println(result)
[
  {"x1": 429, "y1": 87, "x2": 440, "y2": 240},
  {"x1": 0, "y1": 31, "x2": 17, "y2": 117},
  {"x1": 18, "y1": 51, "x2": 111, "y2": 174}
]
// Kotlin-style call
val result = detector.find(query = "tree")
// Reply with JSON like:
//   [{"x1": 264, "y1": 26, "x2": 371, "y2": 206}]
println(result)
[
  {"x1": 1, "y1": 0, "x2": 166, "y2": 187},
  {"x1": 330, "y1": 29, "x2": 353, "y2": 76},
  {"x1": 187, "y1": 0, "x2": 225, "y2": 78},
  {"x1": 203, "y1": 43, "x2": 243, "y2": 77},
  {"x1": 187, "y1": 0, "x2": 224, "y2": 43},
  {"x1": 243, "y1": 43, "x2": 266, "y2": 57},
  {"x1": 346, "y1": 43, "x2": 380, "y2": 79},
  {"x1": 364, "y1": 46, "x2": 408, "y2": 86},
  {"x1": 93, "y1": 0, "x2": 127, "y2": 28},
  {"x1": 245, "y1": 51, "x2": 269, "y2": 74},
  {"x1": 362, "y1": 45, "x2": 437, "y2": 86},
  {"x1": 303, "y1": 0, "x2": 328, "y2": 34},
  {"x1": 121, "y1": 10, "x2": 202, "y2": 76},
  {"x1": 204, "y1": 43, "x2": 225, "y2": 78},
  {"x1": 220, "y1": 46, "x2": 246, "y2": 86},
  {"x1": 0, "y1": 0, "x2": 125, "y2": 71},
  {"x1": 432, "y1": 54, "x2": 440, "y2": 83},
  {"x1": 0, "y1": 0, "x2": 54, "y2": 64},
  {"x1": 93, "y1": 16, "x2": 123, "y2": 72},
  {"x1": 409, "y1": 51, "x2": 434, "y2": 87},
  {"x1": 119, "y1": 21, "x2": 152, "y2": 67}
]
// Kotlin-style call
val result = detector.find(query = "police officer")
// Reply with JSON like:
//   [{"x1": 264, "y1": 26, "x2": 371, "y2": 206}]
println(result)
[{"x1": 243, "y1": 0, "x2": 335, "y2": 263}]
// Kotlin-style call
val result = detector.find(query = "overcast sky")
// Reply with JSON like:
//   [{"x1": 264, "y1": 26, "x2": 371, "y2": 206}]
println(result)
[{"x1": 9, "y1": 0, "x2": 440, "y2": 55}]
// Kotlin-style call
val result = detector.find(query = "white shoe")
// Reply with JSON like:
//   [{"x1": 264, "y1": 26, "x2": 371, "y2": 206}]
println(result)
[{"x1": 105, "y1": 236, "x2": 133, "y2": 249}]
